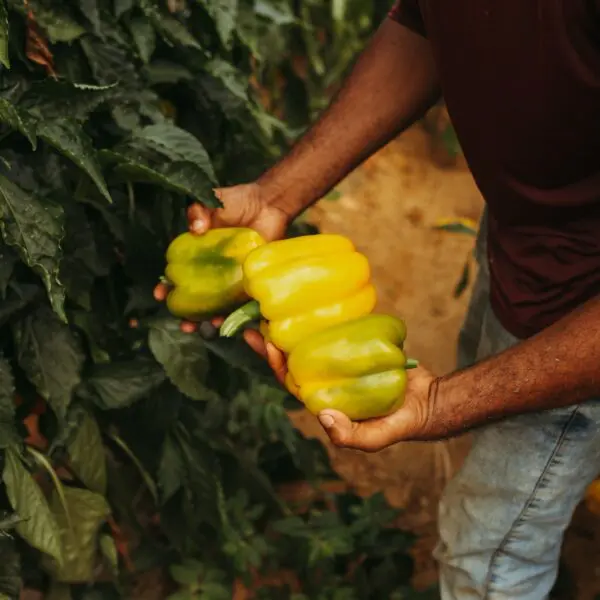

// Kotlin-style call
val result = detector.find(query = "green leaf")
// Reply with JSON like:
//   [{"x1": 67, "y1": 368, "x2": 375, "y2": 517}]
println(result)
[
  {"x1": 196, "y1": 0, "x2": 238, "y2": 47},
  {"x1": 0, "y1": 359, "x2": 19, "y2": 449},
  {"x1": 3, "y1": 447, "x2": 63, "y2": 566},
  {"x1": 80, "y1": 36, "x2": 138, "y2": 87},
  {"x1": 44, "y1": 487, "x2": 111, "y2": 583},
  {"x1": 8, "y1": 0, "x2": 85, "y2": 43},
  {"x1": 132, "y1": 123, "x2": 217, "y2": 184},
  {"x1": 254, "y1": 0, "x2": 295, "y2": 25},
  {"x1": 101, "y1": 150, "x2": 218, "y2": 207},
  {"x1": 148, "y1": 321, "x2": 220, "y2": 402},
  {"x1": 0, "y1": 535, "x2": 21, "y2": 600},
  {"x1": 204, "y1": 58, "x2": 248, "y2": 103},
  {"x1": 169, "y1": 559, "x2": 203, "y2": 585},
  {"x1": 78, "y1": 359, "x2": 166, "y2": 410},
  {"x1": 107, "y1": 430, "x2": 158, "y2": 503},
  {"x1": 114, "y1": 0, "x2": 134, "y2": 18},
  {"x1": 0, "y1": 175, "x2": 66, "y2": 320},
  {"x1": 0, "y1": 283, "x2": 40, "y2": 328},
  {"x1": 0, "y1": 100, "x2": 36, "y2": 149},
  {"x1": 66, "y1": 411, "x2": 107, "y2": 495},
  {"x1": 128, "y1": 16, "x2": 156, "y2": 64},
  {"x1": 99, "y1": 534, "x2": 118, "y2": 577},
  {"x1": 0, "y1": 0, "x2": 8, "y2": 69},
  {"x1": 79, "y1": 0, "x2": 102, "y2": 36},
  {"x1": 143, "y1": 61, "x2": 193, "y2": 85},
  {"x1": 139, "y1": 0, "x2": 202, "y2": 50},
  {"x1": 26, "y1": 447, "x2": 73, "y2": 531},
  {"x1": 157, "y1": 433, "x2": 185, "y2": 504},
  {"x1": 12, "y1": 305, "x2": 84, "y2": 420},
  {"x1": 37, "y1": 118, "x2": 112, "y2": 204},
  {"x1": 20, "y1": 81, "x2": 118, "y2": 121}
]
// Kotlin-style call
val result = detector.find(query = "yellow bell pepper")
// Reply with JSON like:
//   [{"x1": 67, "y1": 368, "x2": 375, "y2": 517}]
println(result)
[
  {"x1": 162, "y1": 228, "x2": 265, "y2": 321},
  {"x1": 285, "y1": 314, "x2": 418, "y2": 420},
  {"x1": 219, "y1": 234, "x2": 377, "y2": 353}
]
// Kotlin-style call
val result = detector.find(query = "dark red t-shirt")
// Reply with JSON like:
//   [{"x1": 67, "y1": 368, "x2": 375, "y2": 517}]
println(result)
[{"x1": 389, "y1": 0, "x2": 600, "y2": 339}]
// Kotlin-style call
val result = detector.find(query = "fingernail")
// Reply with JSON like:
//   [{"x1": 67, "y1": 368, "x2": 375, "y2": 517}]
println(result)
[
  {"x1": 191, "y1": 219, "x2": 205, "y2": 233},
  {"x1": 319, "y1": 414, "x2": 335, "y2": 429}
]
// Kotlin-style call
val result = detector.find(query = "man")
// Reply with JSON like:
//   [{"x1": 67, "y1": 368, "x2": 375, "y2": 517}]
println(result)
[{"x1": 155, "y1": 1, "x2": 600, "y2": 598}]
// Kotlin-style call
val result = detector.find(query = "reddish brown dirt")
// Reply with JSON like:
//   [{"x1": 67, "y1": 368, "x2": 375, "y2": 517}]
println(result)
[{"x1": 288, "y1": 121, "x2": 600, "y2": 598}]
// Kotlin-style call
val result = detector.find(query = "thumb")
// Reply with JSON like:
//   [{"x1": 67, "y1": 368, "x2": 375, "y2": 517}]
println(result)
[
  {"x1": 317, "y1": 409, "x2": 406, "y2": 453},
  {"x1": 187, "y1": 202, "x2": 212, "y2": 235}
]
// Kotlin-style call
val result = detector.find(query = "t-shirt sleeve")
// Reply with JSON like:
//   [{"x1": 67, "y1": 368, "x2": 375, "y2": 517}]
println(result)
[{"x1": 388, "y1": 0, "x2": 426, "y2": 36}]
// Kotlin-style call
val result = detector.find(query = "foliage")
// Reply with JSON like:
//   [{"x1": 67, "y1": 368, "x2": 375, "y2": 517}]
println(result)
[{"x1": 0, "y1": 0, "x2": 435, "y2": 599}]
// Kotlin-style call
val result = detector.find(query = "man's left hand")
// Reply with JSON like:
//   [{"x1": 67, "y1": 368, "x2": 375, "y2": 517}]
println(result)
[{"x1": 212, "y1": 316, "x2": 441, "y2": 451}]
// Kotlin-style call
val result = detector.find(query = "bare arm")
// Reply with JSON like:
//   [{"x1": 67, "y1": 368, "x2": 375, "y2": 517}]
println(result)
[
  {"x1": 426, "y1": 295, "x2": 600, "y2": 438},
  {"x1": 315, "y1": 294, "x2": 600, "y2": 451},
  {"x1": 259, "y1": 17, "x2": 440, "y2": 220}
]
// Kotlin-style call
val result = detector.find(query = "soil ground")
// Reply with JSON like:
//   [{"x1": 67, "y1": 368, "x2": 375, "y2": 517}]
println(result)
[{"x1": 287, "y1": 121, "x2": 600, "y2": 599}]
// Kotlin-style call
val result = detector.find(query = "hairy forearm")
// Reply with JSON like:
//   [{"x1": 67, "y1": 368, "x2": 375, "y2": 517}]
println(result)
[
  {"x1": 426, "y1": 295, "x2": 600, "y2": 439},
  {"x1": 258, "y1": 18, "x2": 440, "y2": 219}
]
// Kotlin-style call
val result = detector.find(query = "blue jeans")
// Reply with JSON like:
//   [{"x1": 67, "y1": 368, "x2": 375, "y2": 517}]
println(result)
[{"x1": 434, "y1": 211, "x2": 600, "y2": 599}]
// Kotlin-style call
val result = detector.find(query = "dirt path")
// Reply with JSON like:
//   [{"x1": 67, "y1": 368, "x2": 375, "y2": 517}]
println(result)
[{"x1": 289, "y1": 121, "x2": 600, "y2": 597}]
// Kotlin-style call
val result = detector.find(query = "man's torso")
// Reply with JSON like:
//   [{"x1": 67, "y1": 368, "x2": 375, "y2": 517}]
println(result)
[{"x1": 390, "y1": 0, "x2": 600, "y2": 338}]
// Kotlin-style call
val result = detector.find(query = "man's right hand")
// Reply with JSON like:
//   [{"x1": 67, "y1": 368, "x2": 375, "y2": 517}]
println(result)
[{"x1": 153, "y1": 182, "x2": 290, "y2": 332}]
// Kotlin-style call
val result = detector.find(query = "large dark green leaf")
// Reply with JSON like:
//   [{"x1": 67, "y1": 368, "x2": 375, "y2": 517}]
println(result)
[
  {"x1": 37, "y1": 118, "x2": 112, "y2": 204},
  {"x1": 20, "y1": 81, "x2": 118, "y2": 121},
  {"x1": 80, "y1": 35, "x2": 138, "y2": 87},
  {"x1": 101, "y1": 149, "x2": 218, "y2": 206},
  {"x1": 0, "y1": 100, "x2": 36, "y2": 149},
  {"x1": 12, "y1": 305, "x2": 84, "y2": 419},
  {"x1": 196, "y1": 0, "x2": 238, "y2": 47},
  {"x1": 148, "y1": 320, "x2": 220, "y2": 402},
  {"x1": 132, "y1": 123, "x2": 217, "y2": 184},
  {"x1": 139, "y1": 0, "x2": 203, "y2": 51},
  {"x1": 7, "y1": 0, "x2": 85, "y2": 43},
  {"x1": 44, "y1": 487, "x2": 111, "y2": 583},
  {"x1": 66, "y1": 410, "x2": 107, "y2": 495},
  {"x1": 77, "y1": 359, "x2": 166, "y2": 410},
  {"x1": 0, "y1": 175, "x2": 66, "y2": 320},
  {"x1": 0, "y1": 359, "x2": 19, "y2": 449},
  {"x1": 3, "y1": 447, "x2": 63, "y2": 566},
  {"x1": 127, "y1": 15, "x2": 156, "y2": 64}
]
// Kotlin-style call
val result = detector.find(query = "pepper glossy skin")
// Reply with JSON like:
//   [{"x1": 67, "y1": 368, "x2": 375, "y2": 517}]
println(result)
[
  {"x1": 164, "y1": 228, "x2": 265, "y2": 321},
  {"x1": 285, "y1": 314, "x2": 411, "y2": 421},
  {"x1": 240, "y1": 234, "x2": 377, "y2": 353}
]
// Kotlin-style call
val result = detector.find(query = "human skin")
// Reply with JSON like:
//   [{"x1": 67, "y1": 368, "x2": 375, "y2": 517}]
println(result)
[{"x1": 154, "y1": 17, "x2": 600, "y2": 451}]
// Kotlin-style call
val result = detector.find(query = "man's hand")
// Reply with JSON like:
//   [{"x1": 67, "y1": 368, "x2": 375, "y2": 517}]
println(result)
[
  {"x1": 153, "y1": 183, "x2": 289, "y2": 332},
  {"x1": 317, "y1": 366, "x2": 438, "y2": 451},
  {"x1": 218, "y1": 320, "x2": 440, "y2": 451}
]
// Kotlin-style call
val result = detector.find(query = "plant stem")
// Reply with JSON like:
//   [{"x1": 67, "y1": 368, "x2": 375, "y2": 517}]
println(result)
[
  {"x1": 219, "y1": 300, "x2": 262, "y2": 337},
  {"x1": 405, "y1": 358, "x2": 419, "y2": 369}
]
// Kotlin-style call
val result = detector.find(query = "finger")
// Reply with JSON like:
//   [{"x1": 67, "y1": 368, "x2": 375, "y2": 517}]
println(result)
[
  {"x1": 153, "y1": 282, "x2": 168, "y2": 301},
  {"x1": 266, "y1": 342, "x2": 287, "y2": 385},
  {"x1": 243, "y1": 329, "x2": 268, "y2": 359},
  {"x1": 180, "y1": 321, "x2": 198, "y2": 334},
  {"x1": 317, "y1": 409, "x2": 411, "y2": 453},
  {"x1": 187, "y1": 203, "x2": 211, "y2": 235}
]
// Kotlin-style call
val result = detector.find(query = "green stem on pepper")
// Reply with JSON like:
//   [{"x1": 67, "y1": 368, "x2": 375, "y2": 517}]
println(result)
[{"x1": 219, "y1": 300, "x2": 262, "y2": 337}]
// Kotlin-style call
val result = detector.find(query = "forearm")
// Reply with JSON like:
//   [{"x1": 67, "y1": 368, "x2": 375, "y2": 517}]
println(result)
[
  {"x1": 426, "y1": 295, "x2": 600, "y2": 439},
  {"x1": 258, "y1": 18, "x2": 440, "y2": 219}
]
